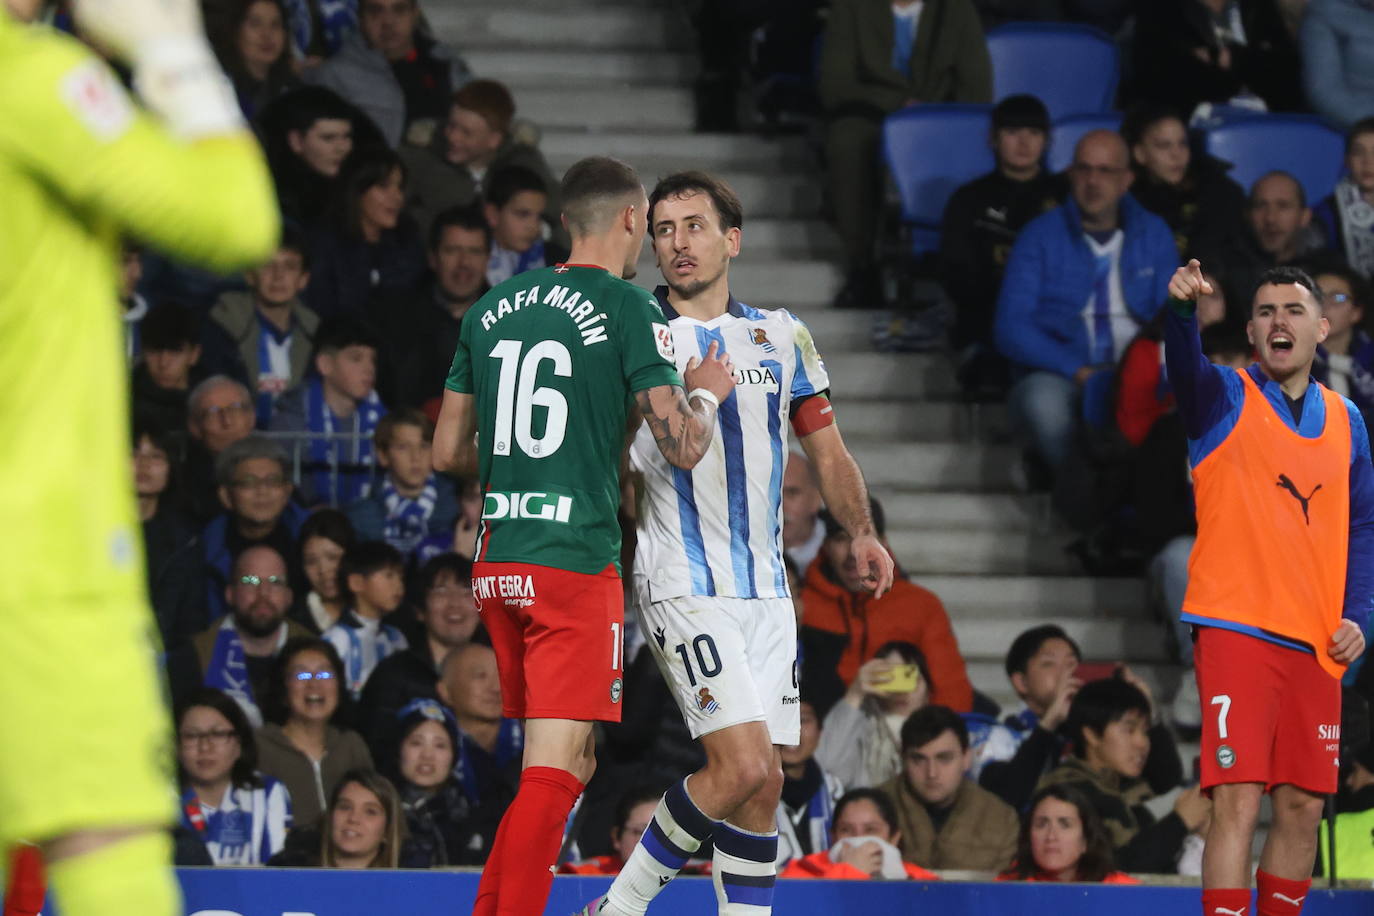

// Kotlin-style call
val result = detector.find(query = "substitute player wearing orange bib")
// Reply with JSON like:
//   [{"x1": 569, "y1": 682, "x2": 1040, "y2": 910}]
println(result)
[{"x1": 1165, "y1": 261, "x2": 1373, "y2": 916}]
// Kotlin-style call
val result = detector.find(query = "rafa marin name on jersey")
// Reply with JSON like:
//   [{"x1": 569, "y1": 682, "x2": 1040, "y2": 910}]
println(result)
[{"x1": 477, "y1": 283, "x2": 610, "y2": 346}]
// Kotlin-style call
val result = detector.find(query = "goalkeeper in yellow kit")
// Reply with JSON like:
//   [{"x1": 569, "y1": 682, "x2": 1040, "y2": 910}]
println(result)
[{"x1": 0, "y1": 0, "x2": 277, "y2": 912}]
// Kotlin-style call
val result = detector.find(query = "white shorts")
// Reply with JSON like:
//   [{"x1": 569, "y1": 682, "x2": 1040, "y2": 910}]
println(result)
[{"x1": 636, "y1": 591, "x2": 800, "y2": 745}]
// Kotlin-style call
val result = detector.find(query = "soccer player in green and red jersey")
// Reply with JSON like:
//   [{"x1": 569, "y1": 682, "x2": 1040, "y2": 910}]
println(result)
[{"x1": 434, "y1": 156, "x2": 736, "y2": 915}]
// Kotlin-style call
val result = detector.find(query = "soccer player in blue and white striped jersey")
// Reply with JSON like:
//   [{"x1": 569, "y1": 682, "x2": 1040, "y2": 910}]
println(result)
[{"x1": 579, "y1": 173, "x2": 894, "y2": 916}]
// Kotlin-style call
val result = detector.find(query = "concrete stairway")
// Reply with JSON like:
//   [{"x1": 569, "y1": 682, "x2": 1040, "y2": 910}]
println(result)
[{"x1": 427, "y1": 0, "x2": 1176, "y2": 712}]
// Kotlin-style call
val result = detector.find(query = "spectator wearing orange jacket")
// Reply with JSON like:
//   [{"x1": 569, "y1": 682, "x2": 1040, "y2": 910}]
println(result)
[
  {"x1": 800, "y1": 504, "x2": 974, "y2": 714},
  {"x1": 781, "y1": 789, "x2": 936, "y2": 881}
]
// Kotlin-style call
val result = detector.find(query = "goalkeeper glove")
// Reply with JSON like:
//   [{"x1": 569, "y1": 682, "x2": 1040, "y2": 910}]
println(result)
[{"x1": 72, "y1": 0, "x2": 244, "y2": 140}]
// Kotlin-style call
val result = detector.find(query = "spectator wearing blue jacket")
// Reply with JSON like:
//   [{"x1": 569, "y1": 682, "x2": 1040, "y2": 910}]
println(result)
[
  {"x1": 995, "y1": 130, "x2": 1178, "y2": 472},
  {"x1": 1301, "y1": 0, "x2": 1374, "y2": 131}
]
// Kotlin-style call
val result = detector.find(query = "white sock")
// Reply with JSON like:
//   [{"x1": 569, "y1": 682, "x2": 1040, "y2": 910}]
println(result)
[
  {"x1": 602, "y1": 778, "x2": 719, "y2": 916},
  {"x1": 711, "y1": 821, "x2": 778, "y2": 915}
]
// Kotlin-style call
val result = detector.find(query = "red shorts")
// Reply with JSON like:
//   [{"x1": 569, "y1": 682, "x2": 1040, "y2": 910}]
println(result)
[
  {"x1": 1195, "y1": 626, "x2": 1341, "y2": 795},
  {"x1": 472, "y1": 561, "x2": 624, "y2": 722}
]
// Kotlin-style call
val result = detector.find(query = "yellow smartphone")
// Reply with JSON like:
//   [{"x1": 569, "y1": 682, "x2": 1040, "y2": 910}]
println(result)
[{"x1": 875, "y1": 663, "x2": 920, "y2": 693}]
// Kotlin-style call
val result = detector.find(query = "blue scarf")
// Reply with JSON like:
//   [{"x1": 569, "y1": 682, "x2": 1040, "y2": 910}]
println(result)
[
  {"x1": 454, "y1": 719, "x2": 523, "y2": 806},
  {"x1": 204, "y1": 619, "x2": 268, "y2": 727},
  {"x1": 326, "y1": 610, "x2": 408, "y2": 698},
  {"x1": 284, "y1": 0, "x2": 357, "y2": 58},
  {"x1": 382, "y1": 473, "x2": 439, "y2": 557},
  {"x1": 254, "y1": 313, "x2": 294, "y2": 427},
  {"x1": 487, "y1": 240, "x2": 546, "y2": 286},
  {"x1": 305, "y1": 376, "x2": 385, "y2": 506}
]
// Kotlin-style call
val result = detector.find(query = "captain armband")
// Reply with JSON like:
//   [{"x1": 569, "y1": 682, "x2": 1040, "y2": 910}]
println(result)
[{"x1": 790, "y1": 393, "x2": 836, "y2": 437}]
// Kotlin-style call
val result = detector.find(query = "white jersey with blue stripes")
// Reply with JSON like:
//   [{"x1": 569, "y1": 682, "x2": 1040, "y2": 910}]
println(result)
[{"x1": 630, "y1": 291, "x2": 830, "y2": 603}]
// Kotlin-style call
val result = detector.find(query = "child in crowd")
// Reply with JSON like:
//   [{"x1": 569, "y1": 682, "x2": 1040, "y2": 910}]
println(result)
[
  {"x1": 483, "y1": 165, "x2": 565, "y2": 286},
  {"x1": 210, "y1": 227, "x2": 320, "y2": 428},
  {"x1": 1313, "y1": 117, "x2": 1374, "y2": 280},
  {"x1": 133, "y1": 303, "x2": 204, "y2": 434},
  {"x1": 323, "y1": 541, "x2": 409, "y2": 697},
  {"x1": 271, "y1": 317, "x2": 386, "y2": 507},
  {"x1": 346, "y1": 410, "x2": 458, "y2": 561}
]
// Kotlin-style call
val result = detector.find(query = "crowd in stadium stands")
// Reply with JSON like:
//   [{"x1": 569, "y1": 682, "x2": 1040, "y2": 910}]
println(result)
[{"x1": 111, "y1": 0, "x2": 1374, "y2": 883}]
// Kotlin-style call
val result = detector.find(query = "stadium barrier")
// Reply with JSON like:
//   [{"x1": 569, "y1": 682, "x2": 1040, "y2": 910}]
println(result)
[{"x1": 166, "y1": 868, "x2": 1374, "y2": 916}]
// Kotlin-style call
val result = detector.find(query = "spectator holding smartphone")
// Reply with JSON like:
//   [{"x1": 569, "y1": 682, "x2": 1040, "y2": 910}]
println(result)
[{"x1": 815, "y1": 642, "x2": 932, "y2": 791}]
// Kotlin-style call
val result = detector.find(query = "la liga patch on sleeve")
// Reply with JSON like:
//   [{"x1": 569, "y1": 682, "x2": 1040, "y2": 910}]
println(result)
[
  {"x1": 653, "y1": 323, "x2": 675, "y2": 360},
  {"x1": 60, "y1": 60, "x2": 134, "y2": 142}
]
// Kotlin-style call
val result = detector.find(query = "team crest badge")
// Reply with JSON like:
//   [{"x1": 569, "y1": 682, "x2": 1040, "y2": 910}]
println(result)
[
  {"x1": 1216, "y1": 745, "x2": 1236, "y2": 769},
  {"x1": 750, "y1": 328, "x2": 777, "y2": 353},
  {"x1": 652, "y1": 323, "x2": 675, "y2": 360},
  {"x1": 697, "y1": 687, "x2": 720, "y2": 715},
  {"x1": 610, "y1": 678, "x2": 623, "y2": 704}
]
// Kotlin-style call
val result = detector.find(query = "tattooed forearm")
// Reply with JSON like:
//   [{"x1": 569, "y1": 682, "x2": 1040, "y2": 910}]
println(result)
[{"x1": 636, "y1": 385, "x2": 718, "y2": 470}]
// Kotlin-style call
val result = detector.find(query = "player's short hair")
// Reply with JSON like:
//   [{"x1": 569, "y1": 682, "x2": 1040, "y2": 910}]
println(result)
[
  {"x1": 820, "y1": 497, "x2": 886, "y2": 540},
  {"x1": 428, "y1": 205, "x2": 491, "y2": 254},
  {"x1": 1064, "y1": 677, "x2": 1151, "y2": 758},
  {"x1": 314, "y1": 316, "x2": 380, "y2": 356},
  {"x1": 486, "y1": 165, "x2": 549, "y2": 211},
  {"x1": 1004, "y1": 624, "x2": 1082, "y2": 678},
  {"x1": 833, "y1": 788, "x2": 900, "y2": 835},
  {"x1": 141, "y1": 302, "x2": 200, "y2": 351},
  {"x1": 872, "y1": 640, "x2": 933, "y2": 694},
  {"x1": 215, "y1": 435, "x2": 291, "y2": 488},
  {"x1": 1250, "y1": 170, "x2": 1307, "y2": 209},
  {"x1": 899, "y1": 704, "x2": 968, "y2": 753},
  {"x1": 1347, "y1": 117, "x2": 1374, "y2": 155},
  {"x1": 339, "y1": 540, "x2": 405, "y2": 596},
  {"x1": 176, "y1": 687, "x2": 263, "y2": 790},
  {"x1": 374, "y1": 407, "x2": 434, "y2": 450},
  {"x1": 560, "y1": 156, "x2": 643, "y2": 238},
  {"x1": 418, "y1": 552, "x2": 473, "y2": 594},
  {"x1": 451, "y1": 79, "x2": 516, "y2": 136},
  {"x1": 1252, "y1": 265, "x2": 1324, "y2": 312},
  {"x1": 648, "y1": 170, "x2": 744, "y2": 232},
  {"x1": 298, "y1": 507, "x2": 357, "y2": 553}
]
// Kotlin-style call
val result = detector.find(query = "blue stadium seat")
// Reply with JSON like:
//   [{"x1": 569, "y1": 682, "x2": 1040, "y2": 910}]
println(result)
[
  {"x1": 986, "y1": 23, "x2": 1119, "y2": 119},
  {"x1": 882, "y1": 104, "x2": 995, "y2": 255},
  {"x1": 1202, "y1": 115, "x2": 1346, "y2": 204},
  {"x1": 1047, "y1": 113, "x2": 1124, "y2": 174}
]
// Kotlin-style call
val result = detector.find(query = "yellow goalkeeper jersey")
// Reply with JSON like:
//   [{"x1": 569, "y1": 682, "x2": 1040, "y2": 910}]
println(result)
[{"x1": 0, "y1": 13, "x2": 279, "y2": 605}]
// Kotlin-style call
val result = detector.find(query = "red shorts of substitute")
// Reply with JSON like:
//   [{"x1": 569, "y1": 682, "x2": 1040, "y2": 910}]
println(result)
[
  {"x1": 472, "y1": 561, "x2": 624, "y2": 722},
  {"x1": 1195, "y1": 625, "x2": 1341, "y2": 795}
]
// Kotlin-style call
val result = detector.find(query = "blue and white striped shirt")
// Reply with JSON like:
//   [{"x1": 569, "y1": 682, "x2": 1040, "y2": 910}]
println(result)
[{"x1": 631, "y1": 291, "x2": 830, "y2": 602}]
